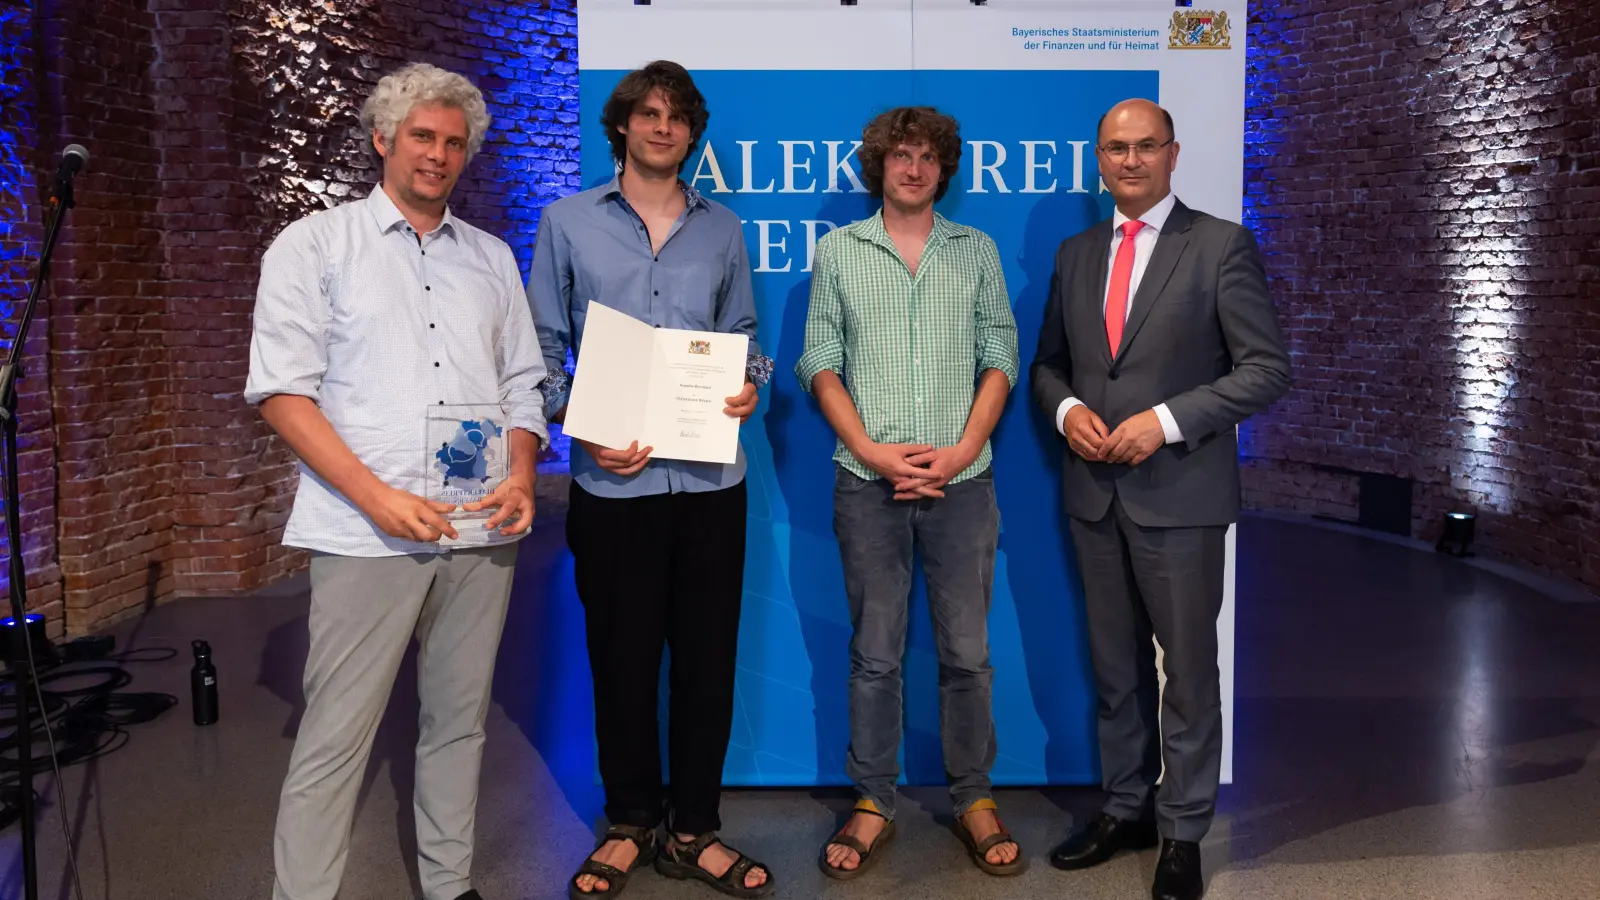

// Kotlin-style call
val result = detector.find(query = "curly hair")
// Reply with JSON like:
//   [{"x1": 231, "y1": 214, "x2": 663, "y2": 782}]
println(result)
[
  {"x1": 600, "y1": 60, "x2": 709, "y2": 173},
  {"x1": 360, "y1": 63, "x2": 491, "y2": 159},
  {"x1": 858, "y1": 106, "x2": 963, "y2": 202}
]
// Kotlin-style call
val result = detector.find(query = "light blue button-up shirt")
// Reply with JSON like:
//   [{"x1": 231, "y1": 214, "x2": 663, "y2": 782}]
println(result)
[
  {"x1": 245, "y1": 187, "x2": 549, "y2": 556},
  {"x1": 526, "y1": 178, "x2": 770, "y2": 498}
]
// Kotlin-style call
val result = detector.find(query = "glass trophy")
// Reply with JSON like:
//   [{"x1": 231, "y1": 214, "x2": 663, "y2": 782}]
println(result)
[{"x1": 424, "y1": 404, "x2": 515, "y2": 546}]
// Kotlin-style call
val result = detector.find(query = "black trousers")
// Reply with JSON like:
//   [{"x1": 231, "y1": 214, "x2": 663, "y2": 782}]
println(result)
[{"x1": 566, "y1": 480, "x2": 747, "y2": 836}]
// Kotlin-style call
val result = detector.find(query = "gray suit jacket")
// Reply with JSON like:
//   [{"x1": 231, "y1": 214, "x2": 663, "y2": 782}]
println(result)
[{"x1": 1030, "y1": 199, "x2": 1291, "y2": 528}]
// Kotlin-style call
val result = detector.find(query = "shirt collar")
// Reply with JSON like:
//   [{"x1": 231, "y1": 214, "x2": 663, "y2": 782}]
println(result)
[
  {"x1": 365, "y1": 185, "x2": 460, "y2": 241},
  {"x1": 601, "y1": 174, "x2": 709, "y2": 212},
  {"x1": 1112, "y1": 191, "x2": 1178, "y2": 235},
  {"x1": 851, "y1": 208, "x2": 967, "y2": 246}
]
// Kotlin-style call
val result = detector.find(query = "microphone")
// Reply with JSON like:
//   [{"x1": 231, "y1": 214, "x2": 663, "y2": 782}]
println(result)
[
  {"x1": 54, "y1": 144, "x2": 88, "y2": 207},
  {"x1": 58, "y1": 144, "x2": 89, "y2": 180}
]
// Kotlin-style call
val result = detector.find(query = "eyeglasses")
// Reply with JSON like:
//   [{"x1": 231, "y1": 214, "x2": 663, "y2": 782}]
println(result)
[{"x1": 1098, "y1": 139, "x2": 1174, "y2": 162}]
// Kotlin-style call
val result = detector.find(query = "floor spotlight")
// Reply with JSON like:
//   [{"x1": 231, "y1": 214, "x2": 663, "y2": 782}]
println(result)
[
  {"x1": 1435, "y1": 511, "x2": 1476, "y2": 557},
  {"x1": 0, "y1": 613, "x2": 57, "y2": 666}
]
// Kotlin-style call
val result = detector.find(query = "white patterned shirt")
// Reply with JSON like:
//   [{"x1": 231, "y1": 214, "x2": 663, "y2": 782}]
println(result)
[{"x1": 245, "y1": 187, "x2": 549, "y2": 557}]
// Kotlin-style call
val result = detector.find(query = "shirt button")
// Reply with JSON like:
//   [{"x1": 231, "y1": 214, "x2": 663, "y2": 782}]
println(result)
[
  {"x1": 438, "y1": 400, "x2": 444, "y2": 405},
  {"x1": 434, "y1": 362, "x2": 440, "y2": 368},
  {"x1": 425, "y1": 286, "x2": 431, "y2": 291},
  {"x1": 429, "y1": 323, "x2": 435, "y2": 329},
  {"x1": 653, "y1": 290, "x2": 659, "y2": 296}
]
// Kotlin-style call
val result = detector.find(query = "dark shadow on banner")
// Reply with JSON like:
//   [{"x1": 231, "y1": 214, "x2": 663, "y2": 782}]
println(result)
[
  {"x1": 767, "y1": 190, "x2": 877, "y2": 785},
  {"x1": 994, "y1": 189, "x2": 1106, "y2": 783}
]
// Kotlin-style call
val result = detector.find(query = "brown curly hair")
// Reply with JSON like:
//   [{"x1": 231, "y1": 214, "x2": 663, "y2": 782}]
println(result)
[
  {"x1": 600, "y1": 60, "x2": 709, "y2": 173},
  {"x1": 858, "y1": 106, "x2": 963, "y2": 202}
]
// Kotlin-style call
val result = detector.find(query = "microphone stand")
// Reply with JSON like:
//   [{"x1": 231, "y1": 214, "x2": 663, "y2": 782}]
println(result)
[{"x1": 0, "y1": 157, "x2": 78, "y2": 900}]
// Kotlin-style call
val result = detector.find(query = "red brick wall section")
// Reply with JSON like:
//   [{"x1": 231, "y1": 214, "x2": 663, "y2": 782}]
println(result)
[
  {"x1": 35, "y1": 0, "x2": 174, "y2": 634},
  {"x1": 1, "y1": 0, "x2": 580, "y2": 634},
  {"x1": 1243, "y1": 0, "x2": 1600, "y2": 590},
  {"x1": 158, "y1": 0, "x2": 311, "y2": 602},
  {"x1": 0, "y1": 1, "x2": 64, "y2": 636}
]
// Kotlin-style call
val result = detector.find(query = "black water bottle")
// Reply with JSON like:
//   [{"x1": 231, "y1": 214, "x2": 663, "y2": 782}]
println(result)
[{"x1": 191, "y1": 639, "x2": 218, "y2": 725}]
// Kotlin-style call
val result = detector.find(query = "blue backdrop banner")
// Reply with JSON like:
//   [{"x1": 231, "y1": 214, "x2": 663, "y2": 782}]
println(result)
[{"x1": 571, "y1": 0, "x2": 1246, "y2": 787}]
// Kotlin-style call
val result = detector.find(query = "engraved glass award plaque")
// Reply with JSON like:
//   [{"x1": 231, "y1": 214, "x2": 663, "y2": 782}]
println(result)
[{"x1": 424, "y1": 404, "x2": 514, "y2": 546}]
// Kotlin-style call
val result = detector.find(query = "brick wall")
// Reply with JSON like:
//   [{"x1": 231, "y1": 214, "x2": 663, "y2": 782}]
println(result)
[
  {"x1": 0, "y1": 0, "x2": 579, "y2": 635},
  {"x1": 0, "y1": 1, "x2": 63, "y2": 634},
  {"x1": 1243, "y1": 0, "x2": 1600, "y2": 590},
  {"x1": 36, "y1": 0, "x2": 174, "y2": 634},
  {"x1": 4, "y1": 0, "x2": 1593, "y2": 634}
]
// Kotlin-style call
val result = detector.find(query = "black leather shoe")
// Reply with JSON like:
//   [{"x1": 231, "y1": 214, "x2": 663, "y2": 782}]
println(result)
[
  {"x1": 1048, "y1": 812, "x2": 1159, "y2": 870},
  {"x1": 454, "y1": 891, "x2": 483, "y2": 900},
  {"x1": 1151, "y1": 839, "x2": 1204, "y2": 900}
]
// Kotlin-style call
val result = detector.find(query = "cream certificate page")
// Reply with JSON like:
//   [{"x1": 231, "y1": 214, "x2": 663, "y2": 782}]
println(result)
[{"x1": 562, "y1": 302, "x2": 750, "y2": 464}]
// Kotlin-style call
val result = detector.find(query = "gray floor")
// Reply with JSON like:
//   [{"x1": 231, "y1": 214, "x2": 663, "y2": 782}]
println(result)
[{"x1": 2, "y1": 513, "x2": 1598, "y2": 899}]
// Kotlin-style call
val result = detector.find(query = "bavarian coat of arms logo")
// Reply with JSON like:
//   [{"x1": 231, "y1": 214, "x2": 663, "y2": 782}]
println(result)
[{"x1": 1169, "y1": 10, "x2": 1232, "y2": 50}]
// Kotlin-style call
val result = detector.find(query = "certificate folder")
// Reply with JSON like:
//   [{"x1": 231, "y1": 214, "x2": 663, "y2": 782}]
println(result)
[{"x1": 562, "y1": 302, "x2": 749, "y2": 465}]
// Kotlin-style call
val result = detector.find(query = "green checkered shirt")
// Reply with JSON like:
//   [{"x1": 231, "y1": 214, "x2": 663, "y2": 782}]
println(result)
[{"x1": 795, "y1": 210, "x2": 1020, "y2": 484}]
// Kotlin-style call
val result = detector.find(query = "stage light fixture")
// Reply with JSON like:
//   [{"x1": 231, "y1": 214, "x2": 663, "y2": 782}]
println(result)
[
  {"x1": 0, "y1": 614, "x2": 56, "y2": 667},
  {"x1": 1436, "y1": 511, "x2": 1476, "y2": 557}
]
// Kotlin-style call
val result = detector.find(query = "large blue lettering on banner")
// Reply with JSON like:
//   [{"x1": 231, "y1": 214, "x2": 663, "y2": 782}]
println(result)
[{"x1": 577, "y1": 68, "x2": 1158, "y2": 786}]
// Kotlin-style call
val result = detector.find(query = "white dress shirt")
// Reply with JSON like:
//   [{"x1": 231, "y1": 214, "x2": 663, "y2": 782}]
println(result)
[
  {"x1": 1055, "y1": 191, "x2": 1185, "y2": 444},
  {"x1": 245, "y1": 187, "x2": 549, "y2": 557}
]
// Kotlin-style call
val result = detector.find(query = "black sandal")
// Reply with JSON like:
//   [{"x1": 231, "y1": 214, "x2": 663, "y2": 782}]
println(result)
[
  {"x1": 818, "y1": 806, "x2": 896, "y2": 880},
  {"x1": 568, "y1": 824, "x2": 658, "y2": 899},
  {"x1": 654, "y1": 831, "x2": 775, "y2": 898},
  {"x1": 952, "y1": 806, "x2": 1027, "y2": 876}
]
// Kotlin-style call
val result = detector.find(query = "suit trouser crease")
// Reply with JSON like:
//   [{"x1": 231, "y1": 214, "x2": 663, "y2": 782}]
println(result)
[
  {"x1": 833, "y1": 466, "x2": 999, "y2": 820},
  {"x1": 272, "y1": 544, "x2": 519, "y2": 900},
  {"x1": 1069, "y1": 496, "x2": 1225, "y2": 843},
  {"x1": 567, "y1": 481, "x2": 746, "y2": 836}
]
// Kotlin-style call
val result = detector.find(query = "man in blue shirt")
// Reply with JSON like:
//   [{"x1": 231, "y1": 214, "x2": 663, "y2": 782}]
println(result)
[{"x1": 526, "y1": 60, "x2": 775, "y2": 899}]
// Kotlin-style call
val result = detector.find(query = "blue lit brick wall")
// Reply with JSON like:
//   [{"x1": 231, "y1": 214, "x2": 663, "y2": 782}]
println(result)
[
  {"x1": 1237, "y1": 0, "x2": 1600, "y2": 590},
  {"x1": 0, "y1": 0, "x2": 64, "y2": 628},
  {"x1": 1236, "y1": 0, "x2": 1288, "y2": 466},
  {"x1": 448, "y1": 0, "x2": 581, "y2": 466}
]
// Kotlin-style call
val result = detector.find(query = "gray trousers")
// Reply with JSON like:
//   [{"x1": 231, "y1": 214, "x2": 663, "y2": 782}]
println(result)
[
  {"x1": 272, "y1": 544, "x2": 520, "y2": 900},
  {"x1": 1068, "y1": 497, "x2": 1226, "y2": 843},
  {"x1": 833, "y1": 465, "x2": 1000, "y2": 820}
]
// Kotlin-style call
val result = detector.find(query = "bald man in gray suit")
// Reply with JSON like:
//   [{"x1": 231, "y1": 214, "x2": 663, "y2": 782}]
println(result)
[{"x1": 1031, "y1": 99, "x2": 1291, "y2": 900}]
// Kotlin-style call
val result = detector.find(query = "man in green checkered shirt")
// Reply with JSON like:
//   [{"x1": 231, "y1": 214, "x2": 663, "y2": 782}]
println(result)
[{"x1": 796, "y1": 106, "x2": 1024, "y2": 880}]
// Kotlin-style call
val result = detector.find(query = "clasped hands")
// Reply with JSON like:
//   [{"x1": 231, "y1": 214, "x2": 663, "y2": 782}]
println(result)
[
  {"x1": 576, "y1": 382, "x2": 760, "y2": 476},
  {"x1": 1065, "y1": 405, "x2": 1165, "y2": 466},
  {"x1": 853, "y1": 440, "x2": 979, "y2": 501}
]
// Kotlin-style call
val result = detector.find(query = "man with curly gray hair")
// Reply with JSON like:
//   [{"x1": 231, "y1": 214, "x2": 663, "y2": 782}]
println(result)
[{"x1": 246, "y1": 61, "x2": 545, "y2": 900}]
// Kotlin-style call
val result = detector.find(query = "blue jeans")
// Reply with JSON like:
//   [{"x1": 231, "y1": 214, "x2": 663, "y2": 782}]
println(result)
[{"x1": 832, "y1": 464, "x2": 1000, "y2": 820}]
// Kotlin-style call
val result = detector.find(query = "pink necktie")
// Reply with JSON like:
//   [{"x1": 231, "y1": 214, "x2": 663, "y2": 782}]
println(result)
[{"x1": 1105, "y1": 220, "x2": 1145, "y2": 358}]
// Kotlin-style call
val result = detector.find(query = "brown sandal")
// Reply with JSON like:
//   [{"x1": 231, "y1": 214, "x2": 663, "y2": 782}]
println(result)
[
  {"x1": 952, "y1": 804, "x2": 1026, "y2": 876},
  {"x1": 654, "y1": 830, "x2": 775, "y2": 898},
  {"x1": 818, "y1": 807, "x2": 896, "y2": 880},
  {"x1": 568, "y1": 824, "x2": 657, "y2": 898}
]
